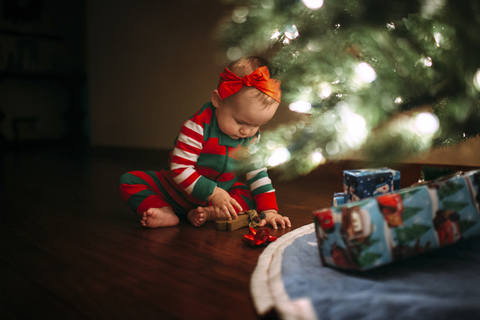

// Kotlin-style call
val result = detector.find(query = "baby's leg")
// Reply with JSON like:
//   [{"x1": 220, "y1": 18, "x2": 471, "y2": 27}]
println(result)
[
  {"x1": 141, "y1": 206, "x2": 179, "y2": 228},
  {"x1": 119, "y1": 171, "x2": 180, "y2": 228},
  {"x1": 228, "y1": 182, "x2": 256, "y2": 212}
]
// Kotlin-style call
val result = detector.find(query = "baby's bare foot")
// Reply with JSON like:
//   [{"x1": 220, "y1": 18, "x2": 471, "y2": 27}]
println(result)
[
  {"x1": 141, "y1": 207, "x2": 179, "y2": 228},
  {"x1": 188, "y1": 205, "x2": 223, "y2": 227},
  {"x1": 187, "y1": 206, "x2": 209, "y2": 227}
]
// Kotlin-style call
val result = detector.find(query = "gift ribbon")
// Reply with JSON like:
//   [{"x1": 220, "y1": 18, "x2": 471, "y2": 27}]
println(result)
[
  {"x1": 243, "y1": 226, "x2": 278, "y2": 247},
  {"x1": 218, "y1": 66, "x2": 281, "y2": 103}
]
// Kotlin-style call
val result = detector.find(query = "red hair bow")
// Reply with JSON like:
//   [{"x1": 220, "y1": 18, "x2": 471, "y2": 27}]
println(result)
[{"x1": 218, "y1": 66, "x2": 281, "y2": 103}]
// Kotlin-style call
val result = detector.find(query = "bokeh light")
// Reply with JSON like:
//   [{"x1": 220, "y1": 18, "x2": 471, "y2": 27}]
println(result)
[
  {"x1": 414, "y1": 112, "x2": 439, "y2": 135},
  {"x1": 302, "y1": 0, "x2": 324, "y2": 10},
  {"x1": 473, "y1": 69, "x2": 480, "y2": 91},
  {"x1": 266, "y1": 140, "x2": 276, "y2": 150},
  {"x1": 289, "y1": 100, "x2": 312, "y2": 113},
  {"x1": 232, "y1": 7, "x2": 249, "y2": 23},
  {"x1": 307, "y1": 39, "x2": 322, "y2": 52},
  {"x1": 227, "y1": 47, "x2": 242, "y2": 61},
  {"x1": 326, "y1": 141, "x2": 339, "y2": 155},
  {"x1": 284, "y1": 25, "x2": 299, "y2": 40},
  {"x1": 312, "y1": 150, "x2": 324, "y2": 163},
  {"x1": 318, "y1": 82, "x2": 332, "y2": 99},
  {"x1": 260, "y1": 0, "x2": 274, "y2": 9},
  {"x1": 355, "y1": 62, "x2": 377, "y2": 83},
  {"x1": 346, "y1": 113, "x2": 366, "y2": 137},
  {"x1": 421, "y1": 0, "x2": 447, "y2": 18},
  {"x1": 268, "y1": 147, "x2": 290, "y2": 166}
]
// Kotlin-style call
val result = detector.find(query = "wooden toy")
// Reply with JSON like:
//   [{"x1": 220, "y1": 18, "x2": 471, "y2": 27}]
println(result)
[{"x1": 215, "y1": 210, "x2": 262, "y2": 231}]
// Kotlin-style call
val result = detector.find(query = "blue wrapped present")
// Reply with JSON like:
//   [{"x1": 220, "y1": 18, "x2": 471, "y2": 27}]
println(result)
[
  {"x1": 343, "y1": 168, "x2": 401, "y2": 202},
  {"x1": 314, "y1": 169, "x2": 480, "y2": 270}
]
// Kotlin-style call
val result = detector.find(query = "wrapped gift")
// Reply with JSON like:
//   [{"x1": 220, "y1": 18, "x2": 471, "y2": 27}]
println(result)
[
  {"x1": 314, "y1": 169, "x2": 480, "y2": 270},
  {"x1": 344, "y1": 168, "x2": 400, "y2": 202}
]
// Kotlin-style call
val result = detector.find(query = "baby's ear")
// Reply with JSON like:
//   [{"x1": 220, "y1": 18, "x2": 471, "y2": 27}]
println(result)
[{"x1": 211, "y1": 90, "x2": 222, "y2": 108}]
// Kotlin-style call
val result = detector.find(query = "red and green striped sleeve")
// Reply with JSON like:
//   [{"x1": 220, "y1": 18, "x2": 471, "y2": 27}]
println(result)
[{"x1": 169, "y1": 105, "x2": 217, "y2": 202}]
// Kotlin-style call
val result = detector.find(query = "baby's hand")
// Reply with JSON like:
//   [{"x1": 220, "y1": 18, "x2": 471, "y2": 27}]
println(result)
[
  {"x1": 259, "y1": 210, "x2": 291, "y2": 230},
  {"x1": 207, "y1": 187, "x2": 242, "y2": 220}
]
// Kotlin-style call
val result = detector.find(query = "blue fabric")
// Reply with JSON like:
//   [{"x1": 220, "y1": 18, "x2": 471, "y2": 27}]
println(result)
[{"x1": 281, "y1": 232, "x2": 480, "y2": 320}]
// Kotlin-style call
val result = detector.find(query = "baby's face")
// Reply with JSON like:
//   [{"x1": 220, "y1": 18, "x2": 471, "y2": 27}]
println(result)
[{"x1": 216, "y1": 89, "x2": 278, "y2": 140}]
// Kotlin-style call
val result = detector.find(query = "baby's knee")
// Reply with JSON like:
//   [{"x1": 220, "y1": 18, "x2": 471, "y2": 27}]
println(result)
[
  {"x1": 118, "y1": 172, "x2": 130, "y2": 186},
  {"x1": 118, "y1": 171, "x2": 142, "y2": 186}
]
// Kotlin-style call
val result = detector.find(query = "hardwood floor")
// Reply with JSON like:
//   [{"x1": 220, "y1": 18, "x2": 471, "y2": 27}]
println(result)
[{"x1": 0, "y1": 146, "x2": 476, "y2": 319}]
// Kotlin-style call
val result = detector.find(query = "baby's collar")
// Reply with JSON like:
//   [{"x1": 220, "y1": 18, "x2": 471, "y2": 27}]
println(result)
[{"x1": 218, "y1": 131, "x2": 249, "y2": 147}]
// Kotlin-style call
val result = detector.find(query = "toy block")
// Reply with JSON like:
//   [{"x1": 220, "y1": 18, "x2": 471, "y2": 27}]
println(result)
[{"x1": 215, "y1": 214, "x2": 250, "y2": 231}]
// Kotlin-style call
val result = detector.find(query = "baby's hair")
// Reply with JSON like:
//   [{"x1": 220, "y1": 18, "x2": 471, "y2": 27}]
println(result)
[{"x1": 224, "y1": 56, "x2": 279, "y2": 107}]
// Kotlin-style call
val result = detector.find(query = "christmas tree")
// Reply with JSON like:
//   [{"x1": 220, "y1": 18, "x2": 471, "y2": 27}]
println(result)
[{"x1": 217, "y1": 0, "x2": 480, "y2": 178}]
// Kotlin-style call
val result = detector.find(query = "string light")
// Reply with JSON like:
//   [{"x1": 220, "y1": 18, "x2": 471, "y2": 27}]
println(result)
[
  {"x1": 434, "y1": 32, "x2": 443, "y2": 47},
  {"x1": 217, "y1": 0, "x2": 480, "y2": 178},
  {"x1": 420, "y1": 56, "x2": 433, "y2": 67},
  {"x1": 386, "y1": 22, "x2": 395, "y2": 30},
  {"x1": 271, "y1": 30, "x2": 281, "y2": 40}
]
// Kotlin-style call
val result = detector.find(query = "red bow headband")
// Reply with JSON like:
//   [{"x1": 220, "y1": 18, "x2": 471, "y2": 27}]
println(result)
[{"x1": 218, "y1": 66, "x2": 281, "y2": 103}]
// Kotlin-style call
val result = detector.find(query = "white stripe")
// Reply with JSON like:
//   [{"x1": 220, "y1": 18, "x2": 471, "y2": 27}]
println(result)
[
  {"x1": 172, "y1": 167, "x2": 198, "y2": 195},
  {"x1": 170, "y1": 162, "x2": 189, "y2": 170},
  {"x1": 250, "y1": 177, "x2": 272, "y2": 191},
  {"x1": 177, "y1": 132, "x2": 202, "y2": 150},
  {"x1": 172, "y1": 147, "x2": 199, "y2": 163},
  {"x1": 184, "y1": 179, "x2": 196, "y2": 195},
  {"x1": 184, "y1": 120, "x2": 204, "y2": 135},
  {"x1": 172, "y1": 166, "x2": 196, "y2": 184},
  {"x1": 246, "y1": 167, "x2": 267, "y2": 181}
]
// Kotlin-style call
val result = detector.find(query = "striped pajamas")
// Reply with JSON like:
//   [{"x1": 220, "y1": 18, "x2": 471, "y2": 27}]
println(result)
[{"x1": 119, "y1": 102, "x2": 278, "y2": 216}]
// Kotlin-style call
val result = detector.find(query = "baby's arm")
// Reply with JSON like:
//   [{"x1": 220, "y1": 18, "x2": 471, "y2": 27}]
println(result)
[
  {"x1": 259, "y1": 210, "x2": 291, "y2": 229},
  {"x1": 207, "y1": 187, "x2": 242, "y2": 220},
  {"x1": 169, "y1": 108, "x2": 227, "y2": 212}
]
